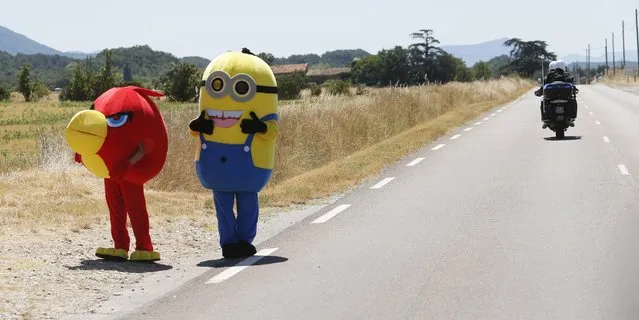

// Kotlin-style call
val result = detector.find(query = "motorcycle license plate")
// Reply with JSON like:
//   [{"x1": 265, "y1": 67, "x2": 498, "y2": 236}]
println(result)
[{"x1": 555, "y1": 106, "x2": 564, "y2": 113}]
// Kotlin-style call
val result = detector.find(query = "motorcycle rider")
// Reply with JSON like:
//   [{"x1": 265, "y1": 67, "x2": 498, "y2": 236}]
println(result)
[{"x1": 534, "y1": 60, "x2": 579, "y2": 125}]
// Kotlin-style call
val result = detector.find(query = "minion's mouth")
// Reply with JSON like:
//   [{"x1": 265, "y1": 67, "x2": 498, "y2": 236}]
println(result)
[{"x1": 206, "y1": 109, "x2": 243, "y2": 128}]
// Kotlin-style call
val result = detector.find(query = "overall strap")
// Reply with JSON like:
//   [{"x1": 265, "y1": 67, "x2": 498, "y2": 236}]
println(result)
[{"x1": 244, "y1": 113, "x2": 278, "y2": 148}]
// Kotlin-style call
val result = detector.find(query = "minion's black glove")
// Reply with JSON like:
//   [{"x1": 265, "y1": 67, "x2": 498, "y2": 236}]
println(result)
[
  {"x1": 189, "y1": 110, "x2": 214, "y2": 135},
  {"x1": 241, "y1": 112, "x2": 267, "y2": 134}
]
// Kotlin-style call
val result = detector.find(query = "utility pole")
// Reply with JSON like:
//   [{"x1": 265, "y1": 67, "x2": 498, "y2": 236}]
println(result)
[
  {"x1": 613, "y1": 33, "x2": 616, "y2": 75},
  {"x1": 635, "y1": 9, "x2": 639, "y2": 76},
  {"x1": 588, "y1": 45, "x2": 591, "y2": 82},
  {"x1": 622, "y1": 20, "x2": 626, "y2": 69},
  {"x1": 605, "y1": 38, "x2": 609, "y2": 74}
]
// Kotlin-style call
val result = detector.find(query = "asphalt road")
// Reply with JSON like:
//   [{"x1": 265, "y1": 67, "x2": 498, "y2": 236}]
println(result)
[{"x1": 120, "y1": 84, "x2": 639, "y2": 320}]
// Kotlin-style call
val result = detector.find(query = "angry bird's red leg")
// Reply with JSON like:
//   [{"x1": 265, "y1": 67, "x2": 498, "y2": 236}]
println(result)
[
  {"x1": 104, "y1": 179, "x2": 130, "y2": 250},
  {"x1": 120, "y1": 181, "x2": 153, "y2": 252}
]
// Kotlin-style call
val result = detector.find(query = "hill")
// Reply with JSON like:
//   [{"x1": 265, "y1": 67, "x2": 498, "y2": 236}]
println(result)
[
  {"x1": 440, "y1": 38, "x2": 512, "y2": 66},
  {"x1": 560, "y1": 51, "x2": 638, "y2": 64},
  {"x1": 0, "y1": 25, "x2": 95, "y2": 59}
]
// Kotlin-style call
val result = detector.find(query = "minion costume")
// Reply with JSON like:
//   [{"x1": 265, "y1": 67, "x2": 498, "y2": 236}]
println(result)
[{"x1": 189, "y1": 48, "x2": 278, "y2": 259}]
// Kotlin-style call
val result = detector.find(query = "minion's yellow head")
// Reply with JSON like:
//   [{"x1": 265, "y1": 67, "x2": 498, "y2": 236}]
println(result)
[{"x1": 199, "y1": 49, "x2": 278, "y2": 144}]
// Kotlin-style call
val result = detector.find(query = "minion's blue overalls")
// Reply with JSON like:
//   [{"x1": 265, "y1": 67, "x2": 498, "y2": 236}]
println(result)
[{"x1": 195, "y1": 113, "x2": 278, "y2": 247}]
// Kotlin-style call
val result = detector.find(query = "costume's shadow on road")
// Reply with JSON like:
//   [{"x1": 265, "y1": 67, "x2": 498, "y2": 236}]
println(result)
[
  {"x1": 197, "y1": 255, "x2": 288, "y2": 268},
  {"x1": 66, "y1": 259, "x2": 173, "y2": 273},
  {"x1": 544, "y1": 135, "x2": 582, "y2": 141}
]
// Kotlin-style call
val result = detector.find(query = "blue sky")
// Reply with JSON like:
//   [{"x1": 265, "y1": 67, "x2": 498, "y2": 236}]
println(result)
[{"x1": 2, "y1": 0, "x2": 637, "y2": 59}]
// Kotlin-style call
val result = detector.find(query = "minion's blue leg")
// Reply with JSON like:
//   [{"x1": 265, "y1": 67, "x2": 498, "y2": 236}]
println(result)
[
  {"x1": 213, "y1": 191, "x2": 238, "y2": 246},
  {"x1": 235, "y1": 192, "x2": 259, "y2": 244}
]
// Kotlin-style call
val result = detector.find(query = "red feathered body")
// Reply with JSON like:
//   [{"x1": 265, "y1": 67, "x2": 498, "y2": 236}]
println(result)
[{"x1": 93, "y1": 86, "x2": 168, "y2": 185}]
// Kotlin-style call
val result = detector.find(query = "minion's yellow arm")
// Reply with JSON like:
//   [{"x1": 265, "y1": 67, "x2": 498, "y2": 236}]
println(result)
[
  {"x1": 256, "y1": 120, "x2": 278, "y2": 141},
  {"x1": 189, "y1": 128, "x2": 198, "y2": 138}
]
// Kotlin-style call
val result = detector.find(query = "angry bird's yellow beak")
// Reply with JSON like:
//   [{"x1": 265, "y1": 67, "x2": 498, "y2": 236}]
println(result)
[
  {"x1": 65, "y1": 110, "x2": 110, "y2": 178},
  {"x1": 65, "y1": 110, "x2": 107, "y2": 154}
]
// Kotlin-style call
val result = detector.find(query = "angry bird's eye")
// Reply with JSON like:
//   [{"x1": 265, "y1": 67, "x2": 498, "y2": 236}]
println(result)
[
  {"x1": 234, "y1": 81, "x2": 250, "y2": 95},
  {"x1": 106, "y1": 113, "x2": 130, "y2": 128}
]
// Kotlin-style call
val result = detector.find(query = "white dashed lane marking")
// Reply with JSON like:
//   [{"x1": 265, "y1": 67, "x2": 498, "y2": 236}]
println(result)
[
  {"x1": 595, "y1": 121, "x2": 601, "y2": 125},
  {"x1": 475, "y1": 122, "x2": 482, "y2": 125},
  {"x1": 618, "y1": 165, "x2": 630, "y2": 176},
  {"x1": 406, "y1": 158, "x2": 425, "y2": 167},
  {"x1": 431, "y1": 144, "x2": 446, "y2": 151},
  {"x1": 206, "y1": 248, "x2": 279, "y2": 284},
  {"x1": 603, "y1": 136, "x2": 610, "y2": 143},
  {"x1": 370, "y1": 177, "x2": 395, "y2": 190},
  {"x1": 450, "y1": 134, "x2": 462, "y2": 140},
  {"x1": 463, "y1": 127, "x2": 473, "y2": 132},
  {"x1": 311, "y1": 204, "x2": 352, "y2": 224},
  {"x1": 483, "y1": 117, "x2": 490, "y2": 121}
]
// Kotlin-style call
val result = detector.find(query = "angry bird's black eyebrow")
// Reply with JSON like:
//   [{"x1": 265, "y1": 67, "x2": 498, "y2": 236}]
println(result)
[{"x1": 89, "y1": 103, "x2": 95, "y2": 110}]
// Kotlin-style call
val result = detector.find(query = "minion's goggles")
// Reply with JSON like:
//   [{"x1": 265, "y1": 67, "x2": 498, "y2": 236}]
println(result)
[{"x1": 201, "y1": 71, "x2": 278, "y2": 103}]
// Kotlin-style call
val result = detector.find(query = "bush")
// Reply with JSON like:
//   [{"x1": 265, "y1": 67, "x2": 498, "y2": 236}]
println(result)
[
  {"x1": 0, "y1": 85, "x2": 10, "y2": 101},
  {"x1": 325, "y1": 79, "x2": 351, "y2": 95},
  {"x1": 159, "y1": 62, "x2": 200, "y2": 102},
  {"x1": 355, "y1": 85, "x2": 367, "y2": 95},
  {"x1": 31, "y1": 80, "x2": 51, "y2": 101},
  {"x1": 276, "y1": 71, "x2": 307, "y2": 100},
  {"x1": 310, "y1": 84, "x2": 322, "y2": 96}
]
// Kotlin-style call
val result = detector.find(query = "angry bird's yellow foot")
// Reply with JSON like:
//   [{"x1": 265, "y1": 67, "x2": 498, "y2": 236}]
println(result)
[
  {"x1": 95, "y1": 247, "x2": 128, "y2": 261},
  {"x1": 130, "y1": 250, "x2": 161, "y2": 262}
]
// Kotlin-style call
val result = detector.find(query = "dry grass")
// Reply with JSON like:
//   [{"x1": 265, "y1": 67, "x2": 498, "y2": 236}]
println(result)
[
  {"x1": 0, "y1": 77, "x2": 533, "y2": 230},
  {"x1": 599, "y1": 68, "x2": 639, "y2": 85}
]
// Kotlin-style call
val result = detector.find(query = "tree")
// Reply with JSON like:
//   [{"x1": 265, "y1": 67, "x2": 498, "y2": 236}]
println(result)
[
  {"x1": 471, "y1": 61, "x2": 492, "y2": 80},
  {"x1": 257, "y1": 52, "x2": 275, "y2": 65},
  {"x1": 123, "y1": 63, "x2": 133, "y2": 82},
  {"x1": 94, "y1": 49, "x2": 116, "y2": 98},
  {"x1": 408, "y1": 29, "x2": 444, "y2": 83},
  {"x1": 60, "y1": 59, "x2": 93, "y2": 101},
  {"x1": 18, "y1": 64, "x2": 33, "y2": 101},
  {"x1": 351, "y1": 55, "x2": 382, "y2": 86},
  {"x1": 377, "y1": 46, "x2": 412, "y2": 85},
  {"x1": 502, "y1": 38, "x2": 557, "y2": 78},
  {"x1": 275, "y1": 71, "x2": 307, "y2": 100},
  {"x1": 0, "y1": 84, "x2": 10, "y2": 101},
  {"x1": 159, "y1": 62, "x2": 201, "y2": 102}
]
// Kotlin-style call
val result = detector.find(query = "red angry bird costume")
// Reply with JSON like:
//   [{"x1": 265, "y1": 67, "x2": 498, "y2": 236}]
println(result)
[{"x1": 65, "y1": 86, "x2": 168, "y2": 262}]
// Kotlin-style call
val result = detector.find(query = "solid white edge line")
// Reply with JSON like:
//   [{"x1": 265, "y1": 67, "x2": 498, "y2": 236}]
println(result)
[
  {"x1": 450, "y1": 134, "x2": 462, "y2": 140},
  {"x1": 406, "y1": 157, "x2": 425, "y2": 167},
  {"x1": 431, "y1": 144, "x2": 446, "y2": 151},
  {"x1": 311, "y1": 204, "x2": 352, "y2": 224},
  {"x1": 206, "y1": 248, "x2": 279, "y2": 284},
  {"x1": 603, "y1": 136, "x2": 610, "y2": 143},
  {"x1": 463, "y1": 127, "x2": 473, "y2": 132},
  {"x1": 370, "y1": 177, "x2": 396, "y2": 189},
  {"x1": 618, "y1": 165, "x2": 630, "y2": 175}
]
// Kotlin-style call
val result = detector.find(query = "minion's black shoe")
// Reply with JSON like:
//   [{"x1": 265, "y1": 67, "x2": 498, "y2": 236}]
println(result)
[
  {"x1": 236, "y1": 241, "x2": 257, "y2": 258},
  {"x1": 222, "y1": 243, "x2": 242, "y2": 259}
]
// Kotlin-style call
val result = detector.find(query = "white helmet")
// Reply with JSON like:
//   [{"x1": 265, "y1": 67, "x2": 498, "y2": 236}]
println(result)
[
  {"x1": 554, "y1": 60, "x2": 568, "y2": 72},
  {"x1": 548, "y1": 61, "x2": 557, "y2": 70}
]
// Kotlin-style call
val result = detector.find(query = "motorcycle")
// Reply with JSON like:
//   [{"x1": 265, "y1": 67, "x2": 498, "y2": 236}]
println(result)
[{"x1": 534, "y1": 81, "x2": 578, "y2": 139}]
